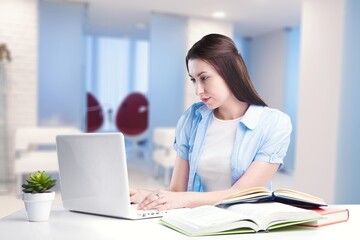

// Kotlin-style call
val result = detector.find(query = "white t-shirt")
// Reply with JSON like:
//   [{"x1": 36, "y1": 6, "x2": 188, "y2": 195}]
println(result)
[{"x1": 197, "y1": 114, "x2": 241, "y2": 191}]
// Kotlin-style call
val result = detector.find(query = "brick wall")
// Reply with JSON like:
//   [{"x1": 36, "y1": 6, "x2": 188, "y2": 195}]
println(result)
[{"x1": 0, "y1": 0, "x2": 38, "y2": 183}]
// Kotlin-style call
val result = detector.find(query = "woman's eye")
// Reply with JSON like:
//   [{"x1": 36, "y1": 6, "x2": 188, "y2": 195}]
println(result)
[{"x1": 200, "y1": 76, "x2": 208, "y2": 81}]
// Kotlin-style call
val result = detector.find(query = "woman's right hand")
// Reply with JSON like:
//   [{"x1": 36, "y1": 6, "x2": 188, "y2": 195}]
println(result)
[{"x1": 129, "y1": 188, "x2": 151, "y2": 204}]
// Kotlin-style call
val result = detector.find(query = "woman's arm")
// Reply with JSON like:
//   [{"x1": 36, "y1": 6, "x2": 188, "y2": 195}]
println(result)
[
  {"x1": 138, "y1": 157, "x2": 279, "y2": 211},
  {"x1": 169, "y1": 155, "x2": 189, "y2": 192},
  {"x1": 231, "y1": 161, "x2": 279, "y2": 190}
]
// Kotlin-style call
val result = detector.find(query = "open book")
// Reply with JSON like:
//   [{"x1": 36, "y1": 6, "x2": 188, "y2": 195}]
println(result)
[
  {"x1": 217, "y1": 187, "x2": 327, "y2": 208},
  {"x1": 160, "y1": 202, "x2": 321, "y2": 236}
]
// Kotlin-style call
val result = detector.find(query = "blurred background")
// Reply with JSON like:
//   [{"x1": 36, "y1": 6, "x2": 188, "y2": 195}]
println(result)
[{"x1": 0, "y1": 0, "x2": 359, "y2": 216}]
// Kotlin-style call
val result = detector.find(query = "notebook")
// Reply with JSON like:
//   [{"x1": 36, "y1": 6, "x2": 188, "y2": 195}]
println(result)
[{"x1": 56, "y1": 132, "x2": 165, "y2": 219}]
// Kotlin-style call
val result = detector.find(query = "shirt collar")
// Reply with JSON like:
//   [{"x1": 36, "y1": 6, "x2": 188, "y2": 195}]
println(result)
[
  {"x1": 196, "y1": 103, "x2": 212, "y2": 118},
  {"x1": 195, "y1": 103, "x2": 264, "y2": 130},
  {"x1": 241, "y1": 105, "x2": 264, "y2": 130}
]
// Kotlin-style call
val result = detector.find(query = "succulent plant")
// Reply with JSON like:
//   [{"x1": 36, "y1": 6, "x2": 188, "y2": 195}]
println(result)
[{"x1": 22, "y1": 171, "x2": 57, "y2": 193}]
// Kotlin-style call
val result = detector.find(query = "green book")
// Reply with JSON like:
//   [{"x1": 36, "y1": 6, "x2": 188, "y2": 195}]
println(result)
[{"x1": 160, "y1": 202, "x2": 322, "y2": 237}]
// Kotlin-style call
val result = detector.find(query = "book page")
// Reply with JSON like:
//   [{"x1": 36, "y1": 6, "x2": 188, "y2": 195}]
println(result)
[
  {"x1": 226, "y1": 202, "x2": 320, "y2": 230},
  {"x1": 220, "y1": 187, "x2": 272, "y2": 203},
  {"x1": 160, "y1": 215, "x2": 257, "y2": 236},
  {"x1": 274, "y1": 188, "x2": 326, "y2": 205},
  {"x1": 173, "y1": 205, "x2": 244, "y2": 228},
  {"x1": 161, "y1": 205, "x2": 259, "y2": 236}
]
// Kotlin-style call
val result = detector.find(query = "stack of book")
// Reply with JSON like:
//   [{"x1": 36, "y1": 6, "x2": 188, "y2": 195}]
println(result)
[{"x1": 160, "y1": 187, "x2": 349, "y2": 236}]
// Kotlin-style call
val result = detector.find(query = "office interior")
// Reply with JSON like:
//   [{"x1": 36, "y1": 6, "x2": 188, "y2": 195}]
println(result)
[{"x1": 0, "y1": 0, "x2": 359, "y2": 218}]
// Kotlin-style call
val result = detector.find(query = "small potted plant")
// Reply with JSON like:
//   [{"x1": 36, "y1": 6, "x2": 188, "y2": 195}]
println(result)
[{"x1": 22, "y1": 171, "x2": 57, "y2": 222}]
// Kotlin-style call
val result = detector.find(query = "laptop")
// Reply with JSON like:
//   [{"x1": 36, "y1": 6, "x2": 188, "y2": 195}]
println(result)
[{"x1": 56, "y1": 132, "x2": 165, "y2": 219}]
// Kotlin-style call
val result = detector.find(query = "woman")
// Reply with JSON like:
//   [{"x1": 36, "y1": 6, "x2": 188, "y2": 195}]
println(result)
[{"x1": 131, "y1": 33, "x2": 292, "y2": 211}]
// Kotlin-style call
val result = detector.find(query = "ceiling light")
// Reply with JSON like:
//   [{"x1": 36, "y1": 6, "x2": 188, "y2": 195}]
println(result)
[{"x1": 212, "y1": 11, "x2": 226, "y2": 19}]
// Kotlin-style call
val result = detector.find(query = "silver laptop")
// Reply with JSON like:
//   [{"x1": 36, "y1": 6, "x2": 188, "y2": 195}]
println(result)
[{"x1": 56, "y1": 132, "x2": 165, "y2": 219}]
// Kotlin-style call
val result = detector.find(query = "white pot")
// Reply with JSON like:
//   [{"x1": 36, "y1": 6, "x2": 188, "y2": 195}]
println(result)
[{"x1": 22, "y1": 191, "x2": 55, "y2": 222}]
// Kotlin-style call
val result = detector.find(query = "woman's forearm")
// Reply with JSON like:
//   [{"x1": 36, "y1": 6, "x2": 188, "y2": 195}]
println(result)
[{"x1": 182, "y1": 188, "x2": 238, "y2": 208}]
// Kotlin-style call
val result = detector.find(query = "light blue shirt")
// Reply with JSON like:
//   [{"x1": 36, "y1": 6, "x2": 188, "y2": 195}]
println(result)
[{"x1": 173, "y1": 102, "x2": 292, "y2": 192}]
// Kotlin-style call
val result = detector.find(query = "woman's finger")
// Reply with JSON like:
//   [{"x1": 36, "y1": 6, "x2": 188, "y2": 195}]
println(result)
[
  {"x1": 139, "y1": 192, "x2": 164, "y2": 210},
  {"x1": 143, "y1": 197, "x2": 166, "y2": 210}
]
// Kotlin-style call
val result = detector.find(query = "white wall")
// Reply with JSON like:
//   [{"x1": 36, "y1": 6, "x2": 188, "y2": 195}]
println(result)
[
  {"x1": 249, "y1": 30, "x2": 286, "y2": 110},
  {"x1": 0, "y1": 0, "x2": 38, "y2": 184},
  {"x1": 294, "y1": 0, "x2": 345, "y2": 203}
]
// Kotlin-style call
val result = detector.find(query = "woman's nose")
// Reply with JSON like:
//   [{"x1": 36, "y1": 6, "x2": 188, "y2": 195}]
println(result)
[{"x1": 195, "y1": 82, "x2": 204, "y2": 96}]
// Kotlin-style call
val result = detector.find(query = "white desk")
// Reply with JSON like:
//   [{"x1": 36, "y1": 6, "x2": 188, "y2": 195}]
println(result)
[{"x1": 0, "y1": 205, "x2": 358, "y2": 240}]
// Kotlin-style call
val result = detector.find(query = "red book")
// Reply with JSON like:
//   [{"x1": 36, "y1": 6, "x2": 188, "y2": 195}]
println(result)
[{"x1": 301, "y1": 207, "x2": 349, "y2": 227}]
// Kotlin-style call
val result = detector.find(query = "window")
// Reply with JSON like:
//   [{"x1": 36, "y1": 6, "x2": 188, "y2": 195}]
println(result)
[{"x1": 85, "y1": 36, "x2": 149, "y2": 131}]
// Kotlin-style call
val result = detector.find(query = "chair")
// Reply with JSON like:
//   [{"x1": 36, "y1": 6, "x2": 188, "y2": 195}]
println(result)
[
  {"x1": 115, "y1": 92, "x2": 149, "y2": 160},
  {"x1": 13, "y1": 126, "x2": 81, "y2": 194},
  {"x1": 152, "y1": 127, "x2": 176, "y2": 185},
  {"x1": 86, "y1": 92, "x2": 104, "y2": 132}
]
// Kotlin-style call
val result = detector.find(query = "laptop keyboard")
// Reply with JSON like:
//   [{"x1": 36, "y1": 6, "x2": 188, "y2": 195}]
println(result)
[
  {"x1": 136, "y1": 209, "x2": 163, "y2": 218},
  {"x1": 131, "y1": 204, "x2": 167, "y2": 218}
]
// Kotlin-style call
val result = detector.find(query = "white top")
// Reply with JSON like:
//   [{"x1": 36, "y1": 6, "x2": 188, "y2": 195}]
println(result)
[{"x1": 197, "y1": 114, "x2": 241, "y2": 191}]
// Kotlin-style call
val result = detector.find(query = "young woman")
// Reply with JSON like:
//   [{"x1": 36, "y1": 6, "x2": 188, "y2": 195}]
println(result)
[{"x1": 130, "y1": 33, "x2": 292, "y2": 211}]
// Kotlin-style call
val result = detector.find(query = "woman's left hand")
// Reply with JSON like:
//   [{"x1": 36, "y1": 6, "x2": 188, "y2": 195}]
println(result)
[{"x1": 137, "y1": 190, "x2": 187, "y2": 211}]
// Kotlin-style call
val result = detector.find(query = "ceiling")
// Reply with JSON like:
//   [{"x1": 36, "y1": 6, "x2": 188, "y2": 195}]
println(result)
[{"x1": 80, "y1": 0, "x2": 302, "y2": 39}]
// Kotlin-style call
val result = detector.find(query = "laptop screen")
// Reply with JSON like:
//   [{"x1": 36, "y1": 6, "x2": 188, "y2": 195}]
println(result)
[{"x1": 56, "y1": 133, "x2": 132, "y2": 217}]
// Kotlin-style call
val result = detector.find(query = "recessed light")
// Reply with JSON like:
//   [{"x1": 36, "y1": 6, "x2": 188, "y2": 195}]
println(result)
[{"x1": 212, "y1": 11, "x2": 226, "y2": 19}]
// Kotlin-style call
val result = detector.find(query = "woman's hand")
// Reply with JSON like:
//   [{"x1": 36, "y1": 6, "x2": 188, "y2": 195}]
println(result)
[
  {"x1": 137, "y1": 190, "x2": 188, "y2": 211},
  {"x1": 129, "y1": 188, "x2": 151, "y2": 204}
]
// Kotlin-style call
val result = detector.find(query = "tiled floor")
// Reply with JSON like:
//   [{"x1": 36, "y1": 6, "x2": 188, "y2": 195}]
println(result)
[{"x1": 0, "y1": 159, "x2": 294, "y2": 219}]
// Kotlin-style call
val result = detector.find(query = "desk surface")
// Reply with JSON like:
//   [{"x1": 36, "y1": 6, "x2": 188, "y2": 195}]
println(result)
[{"x1": 0, "y1": 204, "x2": 358, "y2": 240}]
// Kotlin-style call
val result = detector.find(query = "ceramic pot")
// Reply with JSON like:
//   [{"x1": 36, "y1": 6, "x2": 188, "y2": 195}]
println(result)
[{"x1": 22, "y1": 191, "x2": 55, "y2": 222}]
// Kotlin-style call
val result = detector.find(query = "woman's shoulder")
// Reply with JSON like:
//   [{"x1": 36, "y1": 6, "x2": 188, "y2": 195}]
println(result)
[
  {"x1": 262, "y1": 106, "x2": 290, "y2": 120},
  {"x1": 260, "y1": 106, "x2": 292, "y2": 129},
  {"x1": 245, "y1": 105, "x2": 291, "y2": 129}
]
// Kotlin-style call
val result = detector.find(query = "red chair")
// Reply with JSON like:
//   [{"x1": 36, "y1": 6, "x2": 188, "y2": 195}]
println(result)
[
  {"x1": 86, "y1": 92, "x2": 104, "y2": 132},
  {"x1": 115, "y1": 92, "x2": 149, "y2": 158},
  {"x1": 115, "y1": 92, "x2": 148, "y2": 136}
]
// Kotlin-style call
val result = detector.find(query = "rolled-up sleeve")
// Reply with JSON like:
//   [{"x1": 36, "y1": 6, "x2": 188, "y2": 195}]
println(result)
[
  {"x1": 254, "y1": 112, "x2": 292, "y2": 168},
  {"x1": 173, "y1": 104, "x2": 199, "y2": 161}
]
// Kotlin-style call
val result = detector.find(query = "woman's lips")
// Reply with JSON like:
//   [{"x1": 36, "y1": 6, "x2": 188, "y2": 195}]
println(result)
[{"x1": 201, "y1": 97, "x2": 210, "y2": 103}]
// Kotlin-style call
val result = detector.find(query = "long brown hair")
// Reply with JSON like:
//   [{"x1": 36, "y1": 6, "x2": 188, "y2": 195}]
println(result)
[{"x1": 186, "y1": 33, "x2": 267, "y2": 106}]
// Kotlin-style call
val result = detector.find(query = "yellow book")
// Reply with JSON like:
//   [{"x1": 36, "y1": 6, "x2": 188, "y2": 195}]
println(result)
[{"x1": 217, "y1": 187, "x2": 327, "y2": 208}]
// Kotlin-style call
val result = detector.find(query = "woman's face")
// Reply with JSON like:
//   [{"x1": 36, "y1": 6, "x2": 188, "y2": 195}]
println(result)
[{"x1": 188, "y1": 59, "x2": 233, "y2": 109}]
